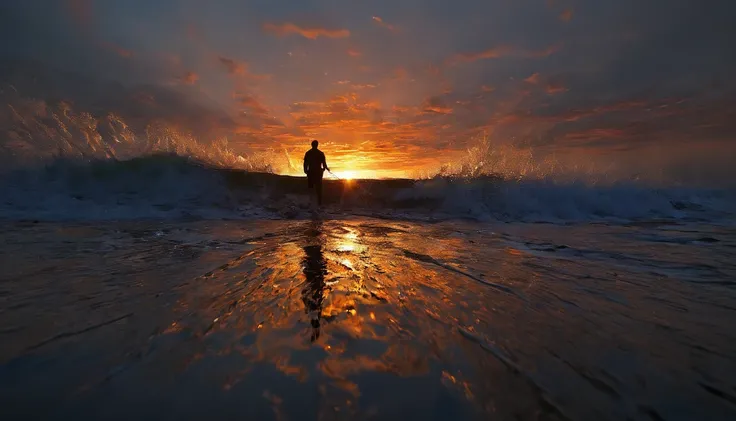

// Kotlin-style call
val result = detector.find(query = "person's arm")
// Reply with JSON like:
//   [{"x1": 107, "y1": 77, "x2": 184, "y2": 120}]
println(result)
[
  {"x1": 322, "y1": 153, "x2": 329, "y2": 172},
  {"x1": 303, "y1": 152, "x2": 309, "y2": 174}
]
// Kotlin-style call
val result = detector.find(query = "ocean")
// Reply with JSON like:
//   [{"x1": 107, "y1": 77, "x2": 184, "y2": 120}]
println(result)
[{"x1": 1, "y1": 154, "x2": 735, "y2": 420}]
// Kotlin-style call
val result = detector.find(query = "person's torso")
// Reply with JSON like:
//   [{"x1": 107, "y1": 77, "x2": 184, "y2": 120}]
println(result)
[{"x1": 305, "y1": 149, "x2": 324, "y2": 172}]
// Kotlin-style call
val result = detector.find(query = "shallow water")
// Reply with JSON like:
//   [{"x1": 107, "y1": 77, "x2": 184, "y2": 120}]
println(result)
[{"x1": 1, "y1": 218, "x2": 735, "y2": 420}]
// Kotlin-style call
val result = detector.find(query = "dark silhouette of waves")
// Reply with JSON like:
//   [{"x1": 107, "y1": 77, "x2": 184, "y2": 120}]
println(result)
[{"x1": 1, "y1": 154, "x2": 733, "y2": 223}]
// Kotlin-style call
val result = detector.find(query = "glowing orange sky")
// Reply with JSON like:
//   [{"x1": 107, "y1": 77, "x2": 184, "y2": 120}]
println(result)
[{"x1": 2, "y1": 1, "x2": 735, "y2": 179}]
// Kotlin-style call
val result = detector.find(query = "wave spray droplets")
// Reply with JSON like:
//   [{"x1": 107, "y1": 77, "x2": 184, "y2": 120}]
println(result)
[{"x1": 1, "y1": 95, "x2": 273, "y2": 172}]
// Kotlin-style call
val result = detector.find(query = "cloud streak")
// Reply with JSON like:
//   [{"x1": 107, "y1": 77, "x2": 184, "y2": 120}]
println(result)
[
  {"x1": 447, "y1": 44, "x2": 560, "y2": 64},
  {"x1": 524, "y1": 73, "x2": 541, "y2": 84},
  {"x1": 262, "y1": 22, "x2": 350, "y2": 39},
  {"x1": 546, "y1": 82, "x2": 567, "y2": 95},
  {"x1": 99, "y1": 42, "x2": 133, "y2": 58},
  {"x1": 372, "y1": 16, "x2": 397, "y2": 32}
]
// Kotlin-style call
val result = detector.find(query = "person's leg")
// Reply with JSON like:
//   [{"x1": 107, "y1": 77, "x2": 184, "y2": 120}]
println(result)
[
  {"x1": 316, "y1": 178, "x2": 323, "y2": 205},
  {"x1": 307, "y1": 176, "x2": 317, "y2": 207}
]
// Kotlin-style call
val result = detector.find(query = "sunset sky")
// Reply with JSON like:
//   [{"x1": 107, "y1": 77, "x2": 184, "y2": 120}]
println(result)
[{"x1": 2, "y1": 0, "x2": 735, "y2": 179}]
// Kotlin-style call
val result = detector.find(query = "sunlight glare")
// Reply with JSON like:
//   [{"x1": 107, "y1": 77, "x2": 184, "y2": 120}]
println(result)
[{"x1": 341, "y1": 170, "x2": 357, "y2": 180}]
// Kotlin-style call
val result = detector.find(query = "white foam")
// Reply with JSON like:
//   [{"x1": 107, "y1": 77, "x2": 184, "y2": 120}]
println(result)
[{"x1": 394, "y1": 177, "x2": 736, "y2": 223}]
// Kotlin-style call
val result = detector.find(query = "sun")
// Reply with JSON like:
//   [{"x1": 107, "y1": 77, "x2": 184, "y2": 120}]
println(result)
[
  {"x1": 340, "y1": 170, "x2": 357, "y2": 180},
  {"x1": 327, "y1": 169, "x2": 379, "y2": 180}
]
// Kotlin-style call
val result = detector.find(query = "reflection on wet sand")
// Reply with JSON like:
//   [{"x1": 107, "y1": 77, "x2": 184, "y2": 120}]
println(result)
[
  {"x1": 302, "y1": 222, "x2": 327, "y2": 342},
  {"x1": 1, "y1": 219, "x2": 735, "y2": 420}
]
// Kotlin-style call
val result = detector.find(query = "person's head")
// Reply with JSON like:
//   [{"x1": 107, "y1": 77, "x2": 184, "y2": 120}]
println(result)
[{"x1": 311, "y1": 139, "x2": 319, "y2": 149}]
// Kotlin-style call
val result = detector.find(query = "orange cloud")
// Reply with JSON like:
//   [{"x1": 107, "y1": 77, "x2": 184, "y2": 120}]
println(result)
[
  {"x1": 448, "y1": 46, "x2": 513, "y2": 64},
  {"x1": 546, "y1": 82, "x2": 567, "y2": 94},
  {"x1": 448, "y1": 44, "x2": 560, "y2": 64},
  {"x1": 99, "y1": 42, "x2": 133, "y2": 58},
  {"x1": 284, "y1": 95, "x2": 430, "y2": 141},
  {"x1": 524, "y1": 73, "x2": 541, "y2": 84},
  {"x1": 242, "y1": 88, "x2": 500, "y2": 177},
  {"x1": 481, "y1": 85, "x2": 495, "y2": 92},
  {"x1": 347, "y1": 48, "x2": 362, "y2": 57},
  {"x1": 176, "y1": 71, "x2": 199, "y2": 85},
  {"x1": 560, "y1": 9, "x2": 574, "y2": 22},
  {"x1": 424, "y1": 106, "x2": 453, "y2": 115},
  {"x1": 372, "y1": 16, "x2": 397, "y2": 32},
  {"x1": 330, "y1": 94, "x2": 351, "y2": 104},
  {"x1": 352, "y1": 84, "x2": 377, "y2": 90},
  {"x1": 262, "y1": 22, "x2": 350, "y2": 39}
]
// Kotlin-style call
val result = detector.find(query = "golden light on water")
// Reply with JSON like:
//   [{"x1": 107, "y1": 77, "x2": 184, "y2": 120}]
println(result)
[
  {"x1": 336, "y1": 227, "x2": 361, "y2": 253},
  {"x1": 337, "y1": 243, "x2": 355, "y2": 252}
]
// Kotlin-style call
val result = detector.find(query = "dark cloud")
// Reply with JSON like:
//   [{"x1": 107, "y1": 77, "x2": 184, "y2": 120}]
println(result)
[
  {"x1": 422, "y1": 96, "x2": 453, "y2": 115},
  {"x1": 0, "y1": 57, "x2": 234, "y2": 139},
  {"x1": 217, "y1": 56, "x2": 246, "y2": 75}
]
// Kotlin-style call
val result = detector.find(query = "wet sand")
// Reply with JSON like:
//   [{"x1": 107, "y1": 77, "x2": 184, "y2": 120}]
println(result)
[{"x1": 1, "y1": 218, "x2": 735, "y2": 420}]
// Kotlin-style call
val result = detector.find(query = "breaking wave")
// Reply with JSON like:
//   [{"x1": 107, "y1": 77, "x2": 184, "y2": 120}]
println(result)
[
  {"x1": 1, "y1": 62, "x2": 733, "y2": 224},
  {"x1": 0, "y1": 154, "x2": 733, "y2": 223}
]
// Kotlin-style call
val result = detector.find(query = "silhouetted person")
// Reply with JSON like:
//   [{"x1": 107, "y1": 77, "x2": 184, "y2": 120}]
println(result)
[
  {"x1": 301, "y1": 227, "x2": 327, "y2": 342},
  {"x1": 303, "y1": 140, "x2": 329, "y2": 206}
]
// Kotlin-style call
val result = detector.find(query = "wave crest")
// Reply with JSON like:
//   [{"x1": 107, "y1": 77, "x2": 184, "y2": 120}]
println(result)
[{"x1": 0, "y1": 155, "x2": 733, "y2": 223}]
